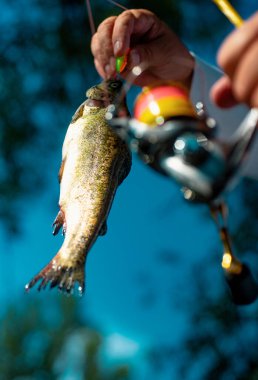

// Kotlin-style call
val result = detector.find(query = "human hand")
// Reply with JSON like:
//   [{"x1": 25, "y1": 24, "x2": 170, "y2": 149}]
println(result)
[
  {"x1": 91, "y1": 9, "x2": 194, "y2": 88},
  {"x1": 210, "y1": 12, "x2": 258, "y2": 109}
]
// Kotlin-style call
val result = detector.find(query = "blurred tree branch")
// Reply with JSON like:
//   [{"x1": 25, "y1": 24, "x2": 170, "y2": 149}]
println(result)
[
  {"x1": 148, "y1": 177, "x2": 258, "y2": 379},
  {"x1": 0, "y1": 296, "x2": 131, "y2": 379}
]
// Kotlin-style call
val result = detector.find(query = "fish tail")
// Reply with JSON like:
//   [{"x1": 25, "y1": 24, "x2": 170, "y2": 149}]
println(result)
[{"x1": 25, "y1": 251, "x2": 85, "y2": 296}]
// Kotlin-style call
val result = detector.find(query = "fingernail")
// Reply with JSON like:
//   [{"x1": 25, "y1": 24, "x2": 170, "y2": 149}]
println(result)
[
  {"x1": 130, "y1": 50, "x2": 140, "y2": 65},
  {"x1": 105, "y1": 64, "x2": 111, "y2": 75},
  {"x1": 114, "y1": 40, "x2": 122, "y2": 55}
]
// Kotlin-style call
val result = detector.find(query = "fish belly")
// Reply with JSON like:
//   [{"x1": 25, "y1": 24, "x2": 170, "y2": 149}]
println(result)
[{"x1": 25, "y1": 107, "x2": 130, "y2": 295}]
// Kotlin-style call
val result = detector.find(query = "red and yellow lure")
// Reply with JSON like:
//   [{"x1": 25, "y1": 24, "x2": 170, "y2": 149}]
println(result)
[{"x1": 134, "y1": 82, "x2": 196, "y2": 126}]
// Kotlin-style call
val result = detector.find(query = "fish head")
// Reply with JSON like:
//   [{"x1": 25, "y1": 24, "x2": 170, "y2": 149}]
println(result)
[{"x1": 86, "y1": 79, "x2": 123, "y2": 105}]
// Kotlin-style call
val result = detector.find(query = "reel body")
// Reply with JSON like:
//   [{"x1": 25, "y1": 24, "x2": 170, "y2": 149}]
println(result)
[
  {"x1": 108, "y1": 82, "x2": 257, "y2": 203},
  {"x1": 107, "y1": 81, "x2": 258, "y2": 304}
]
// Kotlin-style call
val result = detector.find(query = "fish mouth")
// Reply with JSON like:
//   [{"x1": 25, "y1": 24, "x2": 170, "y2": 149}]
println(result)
[{"x1": 86, "y1": 85, "x2": 112, "y2": 102}]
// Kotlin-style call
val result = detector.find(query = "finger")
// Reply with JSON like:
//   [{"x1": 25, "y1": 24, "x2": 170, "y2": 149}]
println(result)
[
  {"x1": 94, "y1": 58, "x2": 107, "y2": 79},
  {"x1": 112, "y1": 9, "x2": 162, "y2": 56},
  {"x1": 91, "y1": 16, "x2": 117, "y2": 73},
  {"x1": 250, "y1": 85, "x2": 258, "y2": 108},
  {"x1": 217, "y1": 12, "x2": 258, "y2": 75},
  {"x1": 210, "y1": 76, "x2": 238, "y2": 108},
  {"x1": 93, "y1": 58, "x2": 116, "y2": 80},
  {"x1": 232, "y1": 39, "x2": 258, "y2": 106},
  {"x1": 122, "y1": 37, "x2": 194, "y2": 86}
]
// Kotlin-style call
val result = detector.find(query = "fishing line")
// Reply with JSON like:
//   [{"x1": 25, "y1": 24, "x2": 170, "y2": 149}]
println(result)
[
  {"x1": 85, "y1": 0, "x2": 96, "y2": 35},
  {"x1": 106, "y1": 0, "x2": 128, "y2": 11}
]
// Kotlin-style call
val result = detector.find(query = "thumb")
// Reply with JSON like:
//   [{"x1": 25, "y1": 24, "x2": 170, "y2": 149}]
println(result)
[{"x1": 210, "y1": 76, "x2": 238, "y2": 108}]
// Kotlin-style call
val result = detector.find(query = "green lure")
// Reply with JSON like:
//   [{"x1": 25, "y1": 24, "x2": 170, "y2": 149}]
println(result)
[{"x1": 116, "y1": 54, "x2": 128, "y2": 73}]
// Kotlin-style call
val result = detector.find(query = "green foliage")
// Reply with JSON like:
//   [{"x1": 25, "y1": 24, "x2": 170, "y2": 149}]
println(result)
[
  {"x1": 231, "y1": 178, "x2": 258, "y2": 253},
  {"x1": 0, "y1": 296, "x2": 131, "y2": 380},
  {"x1": 148, "y1": 266, "x2": 258, "y2": 379},
  {"x1": 0, "y1": 0, "x2": 96, "y2": 235},
  {"x1": 148, "y1": 178, "x2": 258, "y2": 380},
  {"x1": 124, "y1": 0, "x2": 183, "y2": 34}
]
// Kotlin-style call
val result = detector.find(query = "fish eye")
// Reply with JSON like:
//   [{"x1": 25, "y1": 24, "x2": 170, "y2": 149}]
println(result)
[{"x1": 109, "y1": 82, "x2": 121, "y2": 89}]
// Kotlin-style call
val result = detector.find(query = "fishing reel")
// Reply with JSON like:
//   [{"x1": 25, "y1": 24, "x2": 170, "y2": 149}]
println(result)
[{"x1": 107, "y1": 80, "x2": 258, "y2": 305}]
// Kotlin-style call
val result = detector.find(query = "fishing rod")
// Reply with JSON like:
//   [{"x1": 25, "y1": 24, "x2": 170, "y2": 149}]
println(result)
[{"x1": 106, "y1": 1, "x2": 258, "y2": 305}]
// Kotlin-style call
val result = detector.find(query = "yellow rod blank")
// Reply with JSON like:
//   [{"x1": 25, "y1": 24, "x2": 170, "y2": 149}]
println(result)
[{"x1": 212, "y1": 0, "x2": 243, "y2": 28}]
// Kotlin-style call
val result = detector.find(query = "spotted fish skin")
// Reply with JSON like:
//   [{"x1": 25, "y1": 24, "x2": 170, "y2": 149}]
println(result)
[{"x1": 25, "y1": 79, "x2": 131, "y2": 295}]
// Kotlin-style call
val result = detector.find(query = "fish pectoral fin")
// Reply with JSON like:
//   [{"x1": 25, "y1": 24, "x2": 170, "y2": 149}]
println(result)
[
  {"x1": 25, "y1": 251, "x2": 85, "y2": 296},
  {"x1": 52, "y1": 209, "x2": 66, "y2": 236},
  {"x1": 118, "y1": 148, "x2": 132, "y2": 185},
  {"x1": 71, "y1": 100, "x2": 86, "y2": 124},
  {"x1": 58, "y1": 158, "x2": 66, "y2": 183},
  {"x1": 99, "y1": 220, "x2": 108, "y2": 236}
]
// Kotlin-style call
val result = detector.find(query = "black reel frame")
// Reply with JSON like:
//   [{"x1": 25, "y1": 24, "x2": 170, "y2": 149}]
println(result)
[{"x1": 107, "y1": 100, "x2": 258, "y2": 305}]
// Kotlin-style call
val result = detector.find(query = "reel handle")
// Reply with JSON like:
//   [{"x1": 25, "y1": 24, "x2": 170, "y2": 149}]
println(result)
[{"x1": 225, "y1": 263, "x2": 258, "y2": 305}]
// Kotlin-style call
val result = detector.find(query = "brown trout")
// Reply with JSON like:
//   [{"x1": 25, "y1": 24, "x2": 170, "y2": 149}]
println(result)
[{"x1": 25, "y1": 79, "x2": 131, "y2": 295}]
